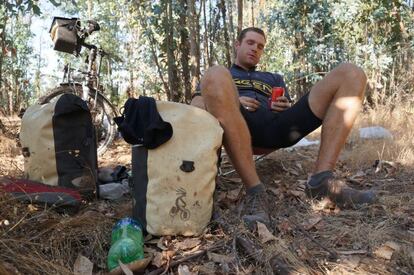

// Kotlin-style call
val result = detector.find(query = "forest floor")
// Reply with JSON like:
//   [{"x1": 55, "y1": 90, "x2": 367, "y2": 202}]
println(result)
[{"x1": 0, "y1": 110, "x2": 413, "y2": 275}]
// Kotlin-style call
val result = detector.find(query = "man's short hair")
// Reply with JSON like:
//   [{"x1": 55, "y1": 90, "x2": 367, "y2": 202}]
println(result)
[{"x1": 237, "y1": 27, "x2": 266, "y2": 43}]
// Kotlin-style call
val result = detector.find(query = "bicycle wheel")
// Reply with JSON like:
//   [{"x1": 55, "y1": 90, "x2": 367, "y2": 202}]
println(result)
[{"x1": 38, "y1": 85, "x2": 118, "y2": 156}]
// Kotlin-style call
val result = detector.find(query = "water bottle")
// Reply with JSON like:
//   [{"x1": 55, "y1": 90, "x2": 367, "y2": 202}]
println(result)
[{"x1": 107, "y1": 217, "x2": 144, "y2": 271}]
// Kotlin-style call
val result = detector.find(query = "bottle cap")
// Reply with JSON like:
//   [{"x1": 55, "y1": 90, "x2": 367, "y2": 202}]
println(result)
[{"x1": 113, "y1": 217, "x2": 142, "y2": 231}]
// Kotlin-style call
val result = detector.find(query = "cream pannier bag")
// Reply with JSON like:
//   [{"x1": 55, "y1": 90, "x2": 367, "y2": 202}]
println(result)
[
  {"x1": 131, "y1": 101, "x2": 223, "y2": 236},
  {"x1": 20, "y1": 94, "x2": 97, "y2": 195}
]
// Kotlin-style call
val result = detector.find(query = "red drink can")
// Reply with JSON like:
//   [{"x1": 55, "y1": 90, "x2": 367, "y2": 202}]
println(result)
[{"x1": 268, "y1": 87, "x2": 285, "y2": 108}]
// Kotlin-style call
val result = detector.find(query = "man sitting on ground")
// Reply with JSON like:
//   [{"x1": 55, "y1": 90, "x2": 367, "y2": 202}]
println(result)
[{"x1": 191, "y1": 27, "x2": 376, "y2": 228}]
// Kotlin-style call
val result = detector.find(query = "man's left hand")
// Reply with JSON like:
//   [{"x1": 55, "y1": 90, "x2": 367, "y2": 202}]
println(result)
[{"x1": 270, "y1": 96, "x2": 291, "y2": 112}]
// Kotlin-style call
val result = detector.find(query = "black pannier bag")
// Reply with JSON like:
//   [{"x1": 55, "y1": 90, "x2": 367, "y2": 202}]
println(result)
[{"x1": 20, "y1": 94, "x2": 98, "y2": 197}]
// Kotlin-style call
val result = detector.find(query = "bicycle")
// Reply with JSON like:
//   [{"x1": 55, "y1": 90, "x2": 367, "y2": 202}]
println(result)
[{"x1": 39, "y1": 17, "x2": 118, "y2": 156}]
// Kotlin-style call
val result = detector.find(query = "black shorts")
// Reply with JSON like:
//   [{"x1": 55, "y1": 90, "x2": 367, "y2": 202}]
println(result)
[{"x1": 240, "y1": 93, "x2": 322, "y2": 149}]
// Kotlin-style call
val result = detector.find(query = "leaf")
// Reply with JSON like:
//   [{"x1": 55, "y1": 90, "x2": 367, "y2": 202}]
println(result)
[
  {"x1": 341, "y1": 255, "x2": 361, "y2": 269},
  {"x1": 226, "y1": 177, "x2": 242, "y2": 183},
  {"x1": 374, "y1": 242, "x2": 400, "y2": 260},
  {"x1": 118, "y1": 260, "x2": 133, "y2": 275},
  {"x1": 73, "y1": 254, "x2": 93, "y2": 275},
  {"x1": 48, "y1": 0, "x2": 62, "y2": 7},
  {"x1": 278, "y1": 220, "x2": 293, "y2": 234},
  {"x1": 288, "y1": 190, "x2": 305, "y2": 199},
  {"x1": 152, "y1": 252, "x2": 164, "y2": 268},
  {"x1": 226, "y1": 187, "x2": 241, "y2": 201},
  {"x1": 156, "y1": 237, "x2": 169, "y2": 250},
  {"x1": 287, "y1": 168, "x2": 300, "y2": 176},
  {"x1": 374, "y1": 245, "x2": 394, "y2": 260},
  {"x1": 257, "y1": 222, "x2": 276, "y2": 243},
  {"x1": 175, "y1": 238, "x2": 201, "y2": 251},
  {"x1": 301, "y1": 216, "x2": 322, "y2": 230},
  {"x1": 267, "y1": 187, "x2": 280, "y2": 196},
  {"x1": 31, "y1": 4, "x2": 41, "y2": 16},
  {"x1": 198, "y1": 262, "x2": 216, "y2": 274},
  {"x1": 177, "y1": 264, "x2": 196, "y2": 275},
  {"x1": 384, "y1": 241, "x2": 400, "y2": 251},
  {"x1": 207, "y1": 252, "x2": 234, "y2": 264}
]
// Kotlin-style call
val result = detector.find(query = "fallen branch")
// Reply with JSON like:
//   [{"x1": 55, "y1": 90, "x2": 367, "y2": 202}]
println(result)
[
  {"x1": 235, "y1": 235, "x2": 263, "y2": 263},
  {"x1": 147, "y1": 242, "x2": 224, "y2": 275},
  {"x1": 288, "y1": 218, "x2": 338, "y2": 260},
  {"x1": 106, "y1": 257, "x2": 152, "y2": 275},
  {"x1": 236, "y1": 236, "x2": 292, "y2": 274}
]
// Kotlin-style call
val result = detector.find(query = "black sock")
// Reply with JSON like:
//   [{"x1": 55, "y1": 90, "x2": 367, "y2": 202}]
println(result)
[
  {"x1": 308, "y1": 170, "x2": 334, "y2": 187},
  {"x1": 246, "y1": 182, "x2": 265, "y2": 195}
]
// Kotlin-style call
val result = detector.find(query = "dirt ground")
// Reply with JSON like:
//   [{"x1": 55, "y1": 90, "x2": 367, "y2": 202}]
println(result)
[{"x1": 0, "y1": 118, "x2": 413, "y2": 274}]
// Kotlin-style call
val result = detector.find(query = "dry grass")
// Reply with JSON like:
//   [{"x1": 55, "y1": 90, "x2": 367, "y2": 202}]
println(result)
[
  {"x1": 0, "y1": 193, "x2": 115, "y2": 274},
  {"x1": 0, "y1": 98, "x2": 413, "y2": 274},
  {"x1": 345, "y1": 95, "x2": 414, "y2": 169}
]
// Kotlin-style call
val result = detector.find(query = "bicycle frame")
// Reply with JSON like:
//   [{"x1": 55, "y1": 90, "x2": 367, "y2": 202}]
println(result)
[
  {"x1": 59, "y1": 20, "x2": 106, "y2": 110},
  {"x1": 44, "y1": 18, "x2": 118, "y2": 156}
]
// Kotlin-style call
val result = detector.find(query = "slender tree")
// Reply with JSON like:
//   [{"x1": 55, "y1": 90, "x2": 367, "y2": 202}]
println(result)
[
  {"x1": 188, "y1": 0, "x2": 200, "y2": 93},
  {"x1": 220, "y1": 0, "x2": 231, "y2": 67}
]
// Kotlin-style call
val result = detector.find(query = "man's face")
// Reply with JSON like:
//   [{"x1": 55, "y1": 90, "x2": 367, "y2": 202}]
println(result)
[{"x1": 235, "y1": 31, "x2": 266, "y2": 70}]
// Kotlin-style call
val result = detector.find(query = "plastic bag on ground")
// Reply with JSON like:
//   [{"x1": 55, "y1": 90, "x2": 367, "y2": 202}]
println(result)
[{"x1": 359, "y1": 126, "x2": 393, "y2": 139}]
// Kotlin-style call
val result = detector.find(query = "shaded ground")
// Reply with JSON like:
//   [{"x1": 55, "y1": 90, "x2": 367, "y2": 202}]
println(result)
[{"x1": 0, "y1": 125, "x2": 413, "y2": 274}]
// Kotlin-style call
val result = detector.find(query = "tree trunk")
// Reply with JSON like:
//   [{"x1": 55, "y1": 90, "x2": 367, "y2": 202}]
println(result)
[
  {"x1": 179, "y1": 0, "x2": 191, "y2": 103},
  {"x1": 250, "y1": 0, "x2": 254, "y2": 26},
  {"x1": 166, "y1": 0, "x2": 181, "y2": 102},
  {"x1": 0, "y1": 14, "x2": 8, "y2": 111},
  {"x1": 87, "y1": 0, "x2": 93, "y2": 19},
  {"x1": 237, "y1": 0, "x2": 243, "y2": 34},
  {"x1": 220, "y1": 0, "x2": 231, "y2": 67},
  {"x1": 209, "y1": 3, "x2": 221, "y2": 65},
  {"x1": 202, "y1": 0, "x2": 210, "y2": 68},
  {"x1": 188, "y1": 0, "x2": 200, "y2": 94},
  {"x1": 228, "y1": 0, "x2": 235, "y2": 58}
]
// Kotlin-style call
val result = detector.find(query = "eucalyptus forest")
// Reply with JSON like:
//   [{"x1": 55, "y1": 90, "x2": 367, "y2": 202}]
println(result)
[
  {"x1": 0, "y1": 1, "x2": 414, "y2": 274},
  {"x1": 1, "y1": 0, "x2": 413, "y2": 112}
]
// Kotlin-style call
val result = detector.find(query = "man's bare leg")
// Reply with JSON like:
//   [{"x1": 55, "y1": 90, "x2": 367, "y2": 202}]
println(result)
[
  {"x1": 308, "y1": 63, "x2": 366, "y2": 173},
  {"x1": 191, "y1": 65, "x2": 260, "y2": 189},
  {"x1": 191, "y1": 65, "x2": 270, "y2": 228},
  {"x1": 306, "y1": 63, "x2": 375, "y2": 206}
]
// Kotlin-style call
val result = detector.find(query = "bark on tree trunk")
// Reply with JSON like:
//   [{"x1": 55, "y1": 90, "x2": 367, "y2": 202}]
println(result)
[
  {"x1": 209, "y1": 3, "x2": 221, "y2": 66},
  {"x1": 179, "y1": 0, "x2": 191, "y2": 103},
  {"x1": 202, "y1": 0, "x2": 210, "y2": 68},
  {"x1": 87, "y1": 0, "x2": 93, "y2": 19},
  {"x1": 237, "y1": 0, "x2": 243, "y2": 34},
  {"x1": 228, "y1": 0, "x2": 235, "y2": 58},
  {"x1": 220, "y1": 0, "x2": 231, "y2": 67},
  {"x1": 0, "y1": 15, "x2": 8, "y2": 112},
  {"x1": 166, "y1": 0, "x2": 181, "y2": 102},
  {"x1": 188, "y1": 0, "x2": 200, "y2": 94}
]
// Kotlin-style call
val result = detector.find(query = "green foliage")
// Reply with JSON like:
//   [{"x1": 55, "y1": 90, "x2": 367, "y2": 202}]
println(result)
[
  {"x1": 1, "y1": 0, "x2": 413, "y2": 113},
  {"x1": 4, "y1": 0, "x2": 42, "y2": 15},
  {"x1": 258, "y1": 0, "x2": 414, "y2": 101}
]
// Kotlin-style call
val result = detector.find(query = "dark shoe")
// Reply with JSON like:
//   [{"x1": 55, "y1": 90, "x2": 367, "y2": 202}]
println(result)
[
  {"x1": 305, "y1": 177, "x2": 377, "y2": 208},
  {"x1": 241, "y1": 190, "x2": 271, "y2": 230}
]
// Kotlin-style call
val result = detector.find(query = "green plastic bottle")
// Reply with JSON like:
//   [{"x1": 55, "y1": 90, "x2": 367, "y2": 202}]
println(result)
[{"x1": 107, "y1": 217, "x2": 144, "y2": 271}]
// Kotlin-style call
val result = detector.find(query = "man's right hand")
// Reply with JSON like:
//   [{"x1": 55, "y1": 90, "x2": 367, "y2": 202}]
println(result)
[
  {"x1": 239, "y1": 96, "x2": 260, "y2": 112},
  {"x1": 270, "y1": 96, "x2": 291, "y2": 112}
]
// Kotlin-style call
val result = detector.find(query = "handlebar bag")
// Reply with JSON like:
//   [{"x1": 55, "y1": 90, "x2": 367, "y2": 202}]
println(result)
[
  {"x1": 130, "y1": 101, "x2": 223, "y2": 236},
  {"x1": 20, "y1": 94, "x2": 98, "y2": 198},
  {"x1": 49, "y1": 17, "x2": 78, "y2": 54}
]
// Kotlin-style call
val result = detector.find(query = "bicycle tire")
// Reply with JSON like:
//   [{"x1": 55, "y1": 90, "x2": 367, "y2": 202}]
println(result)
[{"x1": 38, "y1": 85, "x2": 118, "y2": 156}]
